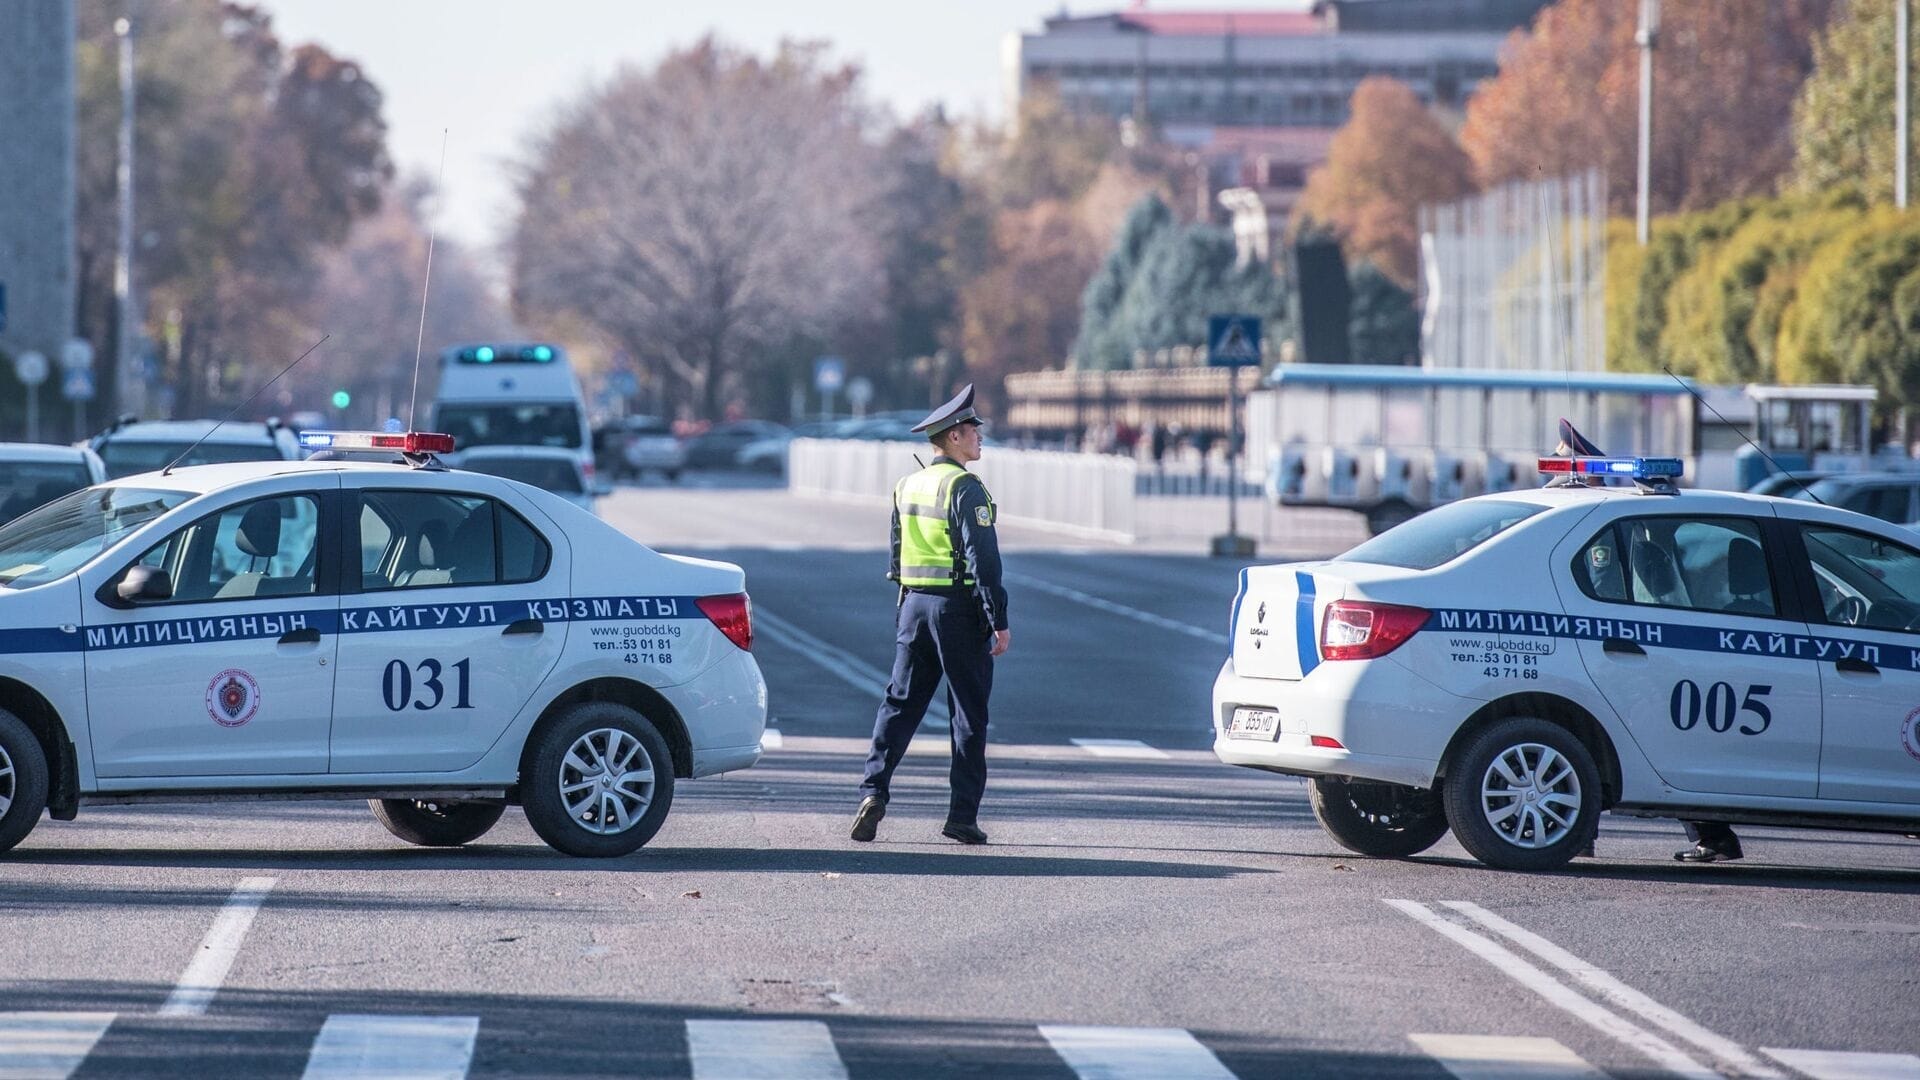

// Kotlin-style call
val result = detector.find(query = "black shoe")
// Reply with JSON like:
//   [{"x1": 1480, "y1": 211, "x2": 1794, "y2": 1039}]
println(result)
[
  {"x1": 941, "y1": 821, "x2": 988, "y2": 845},
  {"x1": 850, "y1": 796, "x2": 886, "y2": 842},
  {"x1": 1674, "y1": 842, "x2": 1742, "y2": 863}
]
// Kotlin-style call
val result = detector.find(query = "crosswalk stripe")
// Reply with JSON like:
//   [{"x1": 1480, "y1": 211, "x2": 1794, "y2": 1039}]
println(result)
[
  {"x1": 1410, "y1": 1034, "x2": 1606, "y2": 1079},
  {"x1": 686, "y1": 1019, "x2": 848, "y2": 1080},
  {"x1": 300, "y1": 1015, "x2": 478, "y2": 1080},
  {"x1": 159, "y1": 875, "x2": 276, "y2": 1017},
  {"x1": 1069, "y1": 738, "x2": 1170, "y2": 760},
  {"x1": 1039, "y1": 1025, "x2": 1238, "y2": 1080},
  {"x1": 1763, "y1": 1049, "x2": 1920, "y2": 1080},
  {"x1": 0, "y1": 1013, "x2": 115, "y2": 1080}
]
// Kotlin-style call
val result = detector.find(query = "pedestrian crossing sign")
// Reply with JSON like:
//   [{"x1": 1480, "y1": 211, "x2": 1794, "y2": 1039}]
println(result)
[{"x1": 1208, "y1": 315, "x2": 1262, "y2": 367}]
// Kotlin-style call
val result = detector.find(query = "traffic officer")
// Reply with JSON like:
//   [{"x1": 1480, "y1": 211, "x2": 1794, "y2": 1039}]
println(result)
[{"x1": 851, "y1": 384, "x2": 1011, "y2": 845}]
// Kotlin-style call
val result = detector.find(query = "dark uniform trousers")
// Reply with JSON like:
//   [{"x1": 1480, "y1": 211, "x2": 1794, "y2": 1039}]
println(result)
[{"x1": 859, "y1": 589, "x2": 993, "y2": 825}]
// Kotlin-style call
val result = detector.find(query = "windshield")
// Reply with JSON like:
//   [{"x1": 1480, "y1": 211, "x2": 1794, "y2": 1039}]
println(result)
[
  {"x1": 99, "y1": 439, "x2": 283, "y2": 479},
  {"x1": 0, "y1": 486, "x2": 191, "y2": 589},
  {"x1": 1340, "y1": 499, "x2": 1548, "y2": 571},
  {"x1": 0, "y1": 463, "x2": 95, "y2": 526},
  {"x1": 435, "y1": 403, "x2": 584, "y2": 450},
  {"x1": 462, "y1": 457, "x2": 585, "y2": 494}
]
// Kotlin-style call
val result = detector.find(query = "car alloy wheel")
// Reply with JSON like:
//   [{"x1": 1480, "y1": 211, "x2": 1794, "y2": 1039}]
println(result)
[
  {"x1": 0, "y1": 742, "x2": 13, "y2": 820},
  {"x1": 1479, "y1": 742, "x2": 1582, "y2": 850},
  {"x1": 560, "y1": 727, "x2": 657, "y2": 835}
]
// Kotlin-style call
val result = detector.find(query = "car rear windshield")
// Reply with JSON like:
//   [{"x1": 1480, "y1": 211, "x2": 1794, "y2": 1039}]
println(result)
[
  {"x1": 436, "y1": 403, "x2": 584, "y2": 450},
  {"x1": 462, "y1": 457, "x2": 585, "y2": 494},
  {"x1": 0, "y1": 486, "x2": 190, "y2": 589},
  {"x1": 99, "y1": 440, "x2": 283, "y2": 479},
  {"x1": 0, "y1": 463, "x2": 94, "y2": 526},
  {"x1": 1339, "y1": 499, "x2": 1548, "y2": 571}
]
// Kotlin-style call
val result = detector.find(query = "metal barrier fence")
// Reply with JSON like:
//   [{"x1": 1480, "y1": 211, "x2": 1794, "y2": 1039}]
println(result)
[{"x1": 787, "y1": 438, "x2": 1137, "y2": 542}]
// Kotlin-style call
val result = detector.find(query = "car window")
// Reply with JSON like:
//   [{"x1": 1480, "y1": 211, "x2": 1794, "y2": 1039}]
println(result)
[
  {"x1": 1340, "y1": 499, "x2": 1545, "y2": 571},
  {"x1": 462, "y1": 457, "x2": 585, "y2": 494},
  {"x1": 1838, "y1": 484, "x2": 1915, "y2": 524},
  {"x1": 0, "y1": 487, "x2": 191, "y2": 589},
  {"x1": 434, "y1": 403, "x2": 584, "y2": 450},
  {"x1": 359, "y1": 490, "x2": 550, "y2": 591},
  {"x1": 97, "y1": 440, "x2": 283, "y2": 479},
  {"x1": 1801, "y1": 526, "x2": 1920, "y2": 632},
  {"x1": 1580, "y1": 516, "x2": 1776, "y2": 617},
  {"x1": 358, "y1": 503, "x2": 394, "y2": 580},
  {"x1": 0, "y1": 462, "x2": 95, "y2": 526},
  {"x1": 140, "y1": 494, "x2": 321, "y2": 603}
]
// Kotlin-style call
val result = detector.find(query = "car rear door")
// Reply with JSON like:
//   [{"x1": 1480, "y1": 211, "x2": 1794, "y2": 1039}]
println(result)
[{"x1": 1554, "y1": 507, "x2": 1823, "y2": 797}]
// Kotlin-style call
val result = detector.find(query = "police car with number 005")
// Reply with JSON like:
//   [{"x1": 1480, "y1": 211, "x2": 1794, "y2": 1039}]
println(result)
[
  {"x1": 0, "y1": 430, "x2": 765, "y2": 858},
  {"x1": 1215, "y1": 453, "x2": 1920, "y2": 870}
]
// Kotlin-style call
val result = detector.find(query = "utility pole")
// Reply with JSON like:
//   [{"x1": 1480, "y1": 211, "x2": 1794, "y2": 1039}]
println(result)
[
  {"x1": 1635, "y1": 0, "x2": 1660, "y2": 245},
  {"x1": 114, "y1": 15, "x2": 145, "y2": 419},
  {"x1": 1900, "y1": 0, "x2": 1911, "y2": 209}
]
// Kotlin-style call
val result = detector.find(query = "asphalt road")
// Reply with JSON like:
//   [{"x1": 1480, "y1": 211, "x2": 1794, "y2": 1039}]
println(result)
[{"x1": 2, "y1": 476, "x2": 1917, "y2": 1079}]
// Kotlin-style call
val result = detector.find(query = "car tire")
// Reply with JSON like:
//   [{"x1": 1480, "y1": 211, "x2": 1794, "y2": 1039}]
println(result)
[
  {"x1": 1308, "y1": 777, "x2": 1450, "y2": 858},
  {"x1": 521, "y1": 702, "x2": 675, "y2": 857},
  {"x1": 0, "y1": 709, "x2": 50, "y2": 856},
  {"x1": 368, "y1": 798, "x2": 506, "y2": 847},
  {"x1": 1442, "y1": 717, "x2": 1600, "y2": 871}
]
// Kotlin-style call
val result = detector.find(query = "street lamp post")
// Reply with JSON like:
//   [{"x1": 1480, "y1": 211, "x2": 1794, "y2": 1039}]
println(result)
[
  {"x1": 1636, "y1": 0, "x2": 1660, "y2": 245},
  {"x1": 1900, "y1": 0, "x2": 1910, "y2": 209},
  {"x1": 113, "y1": 15, "x2": 142, "y2": 419}
]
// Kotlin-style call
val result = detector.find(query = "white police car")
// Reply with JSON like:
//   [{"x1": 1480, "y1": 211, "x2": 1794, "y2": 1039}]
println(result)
[
  {"x1": 1215, "y1": 454, "x2": 1920, "y2": 870},
  {"x1": 0, "y1": 431, "x2": 765, "y2": 857}
]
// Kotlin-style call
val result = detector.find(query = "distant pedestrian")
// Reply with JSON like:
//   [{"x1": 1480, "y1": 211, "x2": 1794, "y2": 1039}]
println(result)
[{"x1": 851, "y1": 383, "x2": 1010, "y2": 846}]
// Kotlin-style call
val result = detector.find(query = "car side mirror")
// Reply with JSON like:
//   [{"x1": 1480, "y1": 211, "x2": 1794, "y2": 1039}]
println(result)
[{"x1": 109, "y1": 565, "x2": 173, "y2": 607}]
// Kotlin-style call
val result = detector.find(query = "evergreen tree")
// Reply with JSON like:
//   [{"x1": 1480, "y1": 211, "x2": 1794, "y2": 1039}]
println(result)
[
  {"x1": 1348, "y1": 260, "x2": 1420, "y2": 364},
  {"x1": 1790, "y1": 0, "x2": 1917, "y2": 204},
  {"x1": 1072, "y1": 195, "x2": 1173, "y2": 369}
]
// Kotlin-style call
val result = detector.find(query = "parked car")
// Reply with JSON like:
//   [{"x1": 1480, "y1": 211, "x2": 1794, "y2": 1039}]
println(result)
[
  {"x1": 0, "y1": 443, "x2": 107, "y2": 527},
  {"x1": 620, "y1": 415, "x2": 688, "y2": 483},
  {"x1": 734, "y1": 421, "x2": 844, "y2": 474},
  {"x1": 1746, "y1": 470, "x2": 1836, "y2": 498},
  {"x1": 1785, "y1": 473, "x2": 1920, "y2": 526},
  {"x1": 90, "y1": 418, "x2": 301, "y2": 479},
  {"x1": 458, "y1": 445, "x2": 607, "y2": 516},
  {"x1": 682, "y1": 420, "x2": 790, "y2": 469}
]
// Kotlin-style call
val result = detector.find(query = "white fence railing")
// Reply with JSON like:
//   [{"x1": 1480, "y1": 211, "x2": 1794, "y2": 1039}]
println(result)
[{"x1": 788, "y1": 439, "x2": 1137, "y2": 542}]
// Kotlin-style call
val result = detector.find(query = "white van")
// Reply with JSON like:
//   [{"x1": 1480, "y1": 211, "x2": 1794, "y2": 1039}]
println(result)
[{"x1": 430, "y1": 343, "x2": 594, "y2": 479}]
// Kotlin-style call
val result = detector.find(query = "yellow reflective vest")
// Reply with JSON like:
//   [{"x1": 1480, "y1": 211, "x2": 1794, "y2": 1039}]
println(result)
[{"x1": 894, "y1": 461, "x2": 990, "y2": 587}]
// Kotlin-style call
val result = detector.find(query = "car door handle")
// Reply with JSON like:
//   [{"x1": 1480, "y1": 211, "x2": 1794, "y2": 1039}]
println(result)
[
  {"x1": 503, "y1": 618, "x2": 544, "y2": 637},
  {"x1": 1602, "y1": 637, "x2": 1645, "y2": 657},
  {"x1": 1836, "y1": 657, "x2": 1879, "y2": 675},
  {"x1": 278, "y1": 627, "x2": 321, "y2": 645}
]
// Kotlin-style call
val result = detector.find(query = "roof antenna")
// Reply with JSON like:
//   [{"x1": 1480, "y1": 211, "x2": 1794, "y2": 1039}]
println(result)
[
  {"x1": 1660, "y1": 364, "x2": 1828, "y2": 507},
  {"x1": 406, "y1": 128, "x2": 449, "y2": 432},
  {"x1": 162, "y1": 334, "x2": 331, "y2": 476}
]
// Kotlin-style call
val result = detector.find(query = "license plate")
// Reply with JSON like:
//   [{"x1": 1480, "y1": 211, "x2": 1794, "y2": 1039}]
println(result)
[{"x1": 1228, "y1": 708, "x2": 1282, "y2": 741}]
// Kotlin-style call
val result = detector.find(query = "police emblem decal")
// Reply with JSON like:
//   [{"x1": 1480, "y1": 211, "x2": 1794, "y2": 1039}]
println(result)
[
  {"x1": 1904, "y1": 707, "x2": 1920, "y2": 764},
  {"x1": 206, "y1": 669, "x2": 262, "y2": 729},
  {"x1": 975, "y1": 506, "x2": 994, "y2": 527}
]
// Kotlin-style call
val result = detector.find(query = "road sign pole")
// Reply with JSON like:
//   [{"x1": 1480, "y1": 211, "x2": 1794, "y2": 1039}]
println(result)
[
  {"x1": 1226, "y1": 366, "x2": 1240, "y2": 539},
  {"x1": 26, "y1": 385, "x2": 38, "y2": 443},
  {"x1": 1206, "y1": 314, "x2": 1261, "y2": 558}
]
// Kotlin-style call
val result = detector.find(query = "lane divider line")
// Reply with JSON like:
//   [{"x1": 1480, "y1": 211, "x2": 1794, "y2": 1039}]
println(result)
[
  {"x1": 0, "y1": 1012, "x2": 116, "y2": 1080},
  {"x1": 1038, "y1": 1024, "x2": 1239, "y2": 1080},
  {"x1": 1004, "y1": 573, "x2": 1228, "y2": 645},
  {"x1": 301, "y1": 1014, "x2": 479, "y2": 1080},
  {"x1": 686, "y1": 1019, "x2": 849, "y2": 1080},
  {"x1": 1383, "y1": 900, "x2": 1718, "y2": 1080},
  {"x1": 753, "y1": 607, "x2": 949, "y2": 730},
  {"x1": 1408, "y1": 1033, "x2": 1605, "y2": 1080},
  {"x1": 1762, "y1": 1048, "x2": 1920, "y2": 1080},
  {"x1": 158, "y1": 876, "x2": 276, "y2": 1018},
  {"x1": 1070, "y1": 738, "x2": 1171, "y2": 760},
  {"x1": 1443, "y1": 901, "x2": 1785, "y2": 1079}
]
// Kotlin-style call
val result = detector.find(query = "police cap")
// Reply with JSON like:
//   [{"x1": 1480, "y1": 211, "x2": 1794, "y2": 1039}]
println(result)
[{"x1": 912, "y1": 383, "x2": 987, "y2": 438}]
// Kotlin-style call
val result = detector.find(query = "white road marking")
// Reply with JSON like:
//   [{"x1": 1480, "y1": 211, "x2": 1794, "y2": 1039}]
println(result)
[
  {"x1": 1004, "y1": 573, "x2": 1228, "y2": 644},
  {"x1": 158, "y1": 876, "x2": 276, "y2": 1017},
  {"x1": 1038, "y1": 1025, "x2": 1238, "y2": 1080},
  {"x1": 0, "y1": 1012, "x2": 115, "y2": 1080},
  {"x1": 1384, "y1": 900, "x2": 1718, "y2": 1080},
  {"x1": 1444, "y1": 901, "x2": 1785, "y2": 1079},
  {"x1": 1409, "y1": 1034, "x2": 1605, "y2": 1080},
  {"x1": 301, "y1": 1015, "x2": 478, "y2": 1080},
  {"x1": 686, "y1": 1019, "x2": 848, "y2": 1080},
  {"x1": 1070, "y1": 738, "x2": 1170, "y2": 760},
  {"x1": 1763, "y1": 1049, "x2": 1920, "y2": 1080},
  {"x1": 760, "y1": 728, "x2": 784, "y2": 750},
  {"x1": 753, "y1": 606, "x2": 949, "y2": 730}
]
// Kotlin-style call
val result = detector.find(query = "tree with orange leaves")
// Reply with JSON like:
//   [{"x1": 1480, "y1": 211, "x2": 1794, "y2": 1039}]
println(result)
[
  {"x1": 1294, "y1": 77, "x2": 1477, "y2": 290},
  {"x1": 1461, "y1": 0, "x2": 1836, "y2": 217}
]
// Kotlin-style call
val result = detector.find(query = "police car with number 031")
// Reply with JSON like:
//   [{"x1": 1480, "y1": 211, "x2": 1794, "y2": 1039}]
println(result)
[
  {"x1": 0, "y1": 430, "x2": 766, "y2": 858},
  {"x1": 1215, "y1": 450, "x2": 1920, "y2": 870}
]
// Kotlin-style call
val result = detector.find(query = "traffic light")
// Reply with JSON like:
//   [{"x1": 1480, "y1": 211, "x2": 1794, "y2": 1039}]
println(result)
[{"x1": 331, "y1": 390, "x2": 351, "y2": 409}]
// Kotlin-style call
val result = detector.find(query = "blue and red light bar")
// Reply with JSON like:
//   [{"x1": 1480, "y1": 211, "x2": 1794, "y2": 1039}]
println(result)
[
  {"x1": 1537, "y1": 455, "x2": 1683, "y2": 480},
  {"x1": 298, "y1": 430, "x2": 457, "y2": 455}
]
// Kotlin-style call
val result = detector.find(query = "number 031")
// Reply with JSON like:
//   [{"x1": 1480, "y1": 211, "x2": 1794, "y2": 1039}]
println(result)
[{"x1": 382, "y1": 657, "x2": 475, "y2": 712}]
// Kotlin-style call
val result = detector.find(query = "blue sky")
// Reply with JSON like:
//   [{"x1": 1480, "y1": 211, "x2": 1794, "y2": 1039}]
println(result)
[{"x1": 263, "y1": 1, "x2": 1308, "y2": 249}]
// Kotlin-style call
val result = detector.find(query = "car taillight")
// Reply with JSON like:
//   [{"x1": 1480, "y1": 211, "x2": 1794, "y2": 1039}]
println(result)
[
  {"x1": 696, "y1": 593, "x2": 752, "y2": 651},
  {"x1": 1320, "y1": 600, "x2": 1429, "y2": 661},
  {"x1": 582, "y1": 460, "x2": 595, "y2": 480}
]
